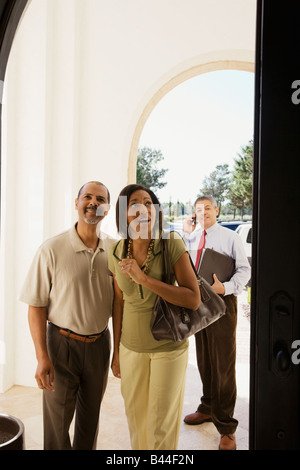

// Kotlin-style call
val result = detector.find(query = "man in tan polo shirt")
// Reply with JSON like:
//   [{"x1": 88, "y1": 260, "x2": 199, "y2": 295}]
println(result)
[{"x1": 20, "y1": 181, "x2": 116, "y2": 450}]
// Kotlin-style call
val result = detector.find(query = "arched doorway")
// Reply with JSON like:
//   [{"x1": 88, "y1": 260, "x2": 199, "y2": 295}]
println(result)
[{"x1": 128, "y1": 61, "x2": 254, "y2": 183}]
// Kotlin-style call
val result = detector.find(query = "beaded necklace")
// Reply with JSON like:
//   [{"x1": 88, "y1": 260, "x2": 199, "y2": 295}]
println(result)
[
  {"x1": 126, "y1": 238, "x2": 155, "y2": 275},
  {"x1": 126, "y1": 238, "x2": 155, "y2": 299}
]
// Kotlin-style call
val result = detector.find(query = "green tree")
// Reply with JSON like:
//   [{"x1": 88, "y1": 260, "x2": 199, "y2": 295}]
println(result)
[
  {"x1": 136, "y1": 147, "x2": 168, "y2": 191},
  {"x1": 198, "y1": 164, "x2": 231, "y2": 212},
  {"x1": 228, "y1": 140, "x2": 253, "y2": 218}
]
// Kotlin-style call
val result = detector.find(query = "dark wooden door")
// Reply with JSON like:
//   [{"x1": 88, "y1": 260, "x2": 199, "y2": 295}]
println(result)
[{"x1": 250, "y1": 0, "x2": 300, "y2": 450}]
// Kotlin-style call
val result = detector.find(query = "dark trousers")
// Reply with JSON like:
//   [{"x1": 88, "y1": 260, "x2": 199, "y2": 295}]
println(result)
[
  {"x1": 196, "y1": 294, "x2": 238, "y2": 435},
  {"x1": 43, "y1": 322, "x2": 111, "y2": 450}
]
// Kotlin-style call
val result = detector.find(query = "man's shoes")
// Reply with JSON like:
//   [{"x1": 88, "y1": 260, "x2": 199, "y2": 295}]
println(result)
[
  {"x1": 219, "y1": 433, "x2": 236, "y2": 450},
  {"x1": 183, "y1": 411, "x2": 212, "y2": 425}
]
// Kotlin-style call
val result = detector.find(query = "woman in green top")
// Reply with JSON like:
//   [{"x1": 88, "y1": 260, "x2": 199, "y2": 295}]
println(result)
[{"x1": 108, "y1": 184, "x2": 200, "y2": 450}]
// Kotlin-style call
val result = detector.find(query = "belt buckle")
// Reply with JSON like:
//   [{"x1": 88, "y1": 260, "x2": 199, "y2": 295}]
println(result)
[{"x1": 88, "y1": 335, "x2": 98, "y2": 342}]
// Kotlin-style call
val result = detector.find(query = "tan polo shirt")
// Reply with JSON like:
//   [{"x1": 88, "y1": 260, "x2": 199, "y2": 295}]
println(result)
[{"x1": 20, "y1": 225, "x2": 116, "y2": 335}]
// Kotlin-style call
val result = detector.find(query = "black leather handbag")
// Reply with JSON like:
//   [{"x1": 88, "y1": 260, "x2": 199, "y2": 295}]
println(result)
[{"x1": 151, "y1": 237, "x2": 226, "y2": 342}]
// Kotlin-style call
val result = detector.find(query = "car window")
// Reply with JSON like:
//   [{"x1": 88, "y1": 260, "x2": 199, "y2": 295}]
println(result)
[{"x1": 247, "y1": 228, "x2": 252, "y2": 243}]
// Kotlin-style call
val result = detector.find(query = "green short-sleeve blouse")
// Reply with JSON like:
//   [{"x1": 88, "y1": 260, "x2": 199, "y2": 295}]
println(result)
[{"x1": 108, "y1": 231, "x2": 188, "y2": 352}]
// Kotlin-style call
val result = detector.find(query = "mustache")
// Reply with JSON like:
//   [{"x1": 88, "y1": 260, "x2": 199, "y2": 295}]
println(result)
[
  {"x1": 84, "y1": 205, "x2": 98, "y2": 213},
  {"x1": 84, "y1": 204, "x2": 110, "y2": 215}
]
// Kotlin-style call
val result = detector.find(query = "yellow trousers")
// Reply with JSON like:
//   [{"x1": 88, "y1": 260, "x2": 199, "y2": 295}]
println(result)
[{"x1": 119, "y1": 342, "x2": 189, "y2": 450}]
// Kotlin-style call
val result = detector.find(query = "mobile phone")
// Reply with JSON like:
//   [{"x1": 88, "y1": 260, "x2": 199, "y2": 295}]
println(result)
[{"x1": 192, "y1": 215, "x2": 196, "y2": 225}]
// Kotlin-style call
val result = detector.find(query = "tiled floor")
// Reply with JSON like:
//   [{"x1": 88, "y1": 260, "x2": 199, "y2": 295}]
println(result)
[{"x1": 0, "y1": 290, "x2": 250, "y2": 451}]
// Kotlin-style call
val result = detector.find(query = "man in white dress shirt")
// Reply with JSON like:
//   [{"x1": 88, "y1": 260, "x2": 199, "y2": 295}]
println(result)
[{"x1": 182, "y1": 196, "x2": 250, "y2": 450}]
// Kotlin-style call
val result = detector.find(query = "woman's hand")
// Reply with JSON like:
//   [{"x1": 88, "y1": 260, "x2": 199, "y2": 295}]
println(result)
[
  {"x1": 119, "y1": 259, "x2": 147, "y2": 285},
  {"x1": 111, "y1": 352, "x2": 121, "y2": 378}
]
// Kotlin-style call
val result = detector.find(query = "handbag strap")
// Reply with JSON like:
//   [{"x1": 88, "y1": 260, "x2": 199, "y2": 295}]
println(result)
[
  {"x1": 160, "y1": 231, "x2": 212, "y2": 303},
  {"x1": 160, "y1": 232, "x2": 200, "y2": 283},
  {"x1": 160, "y1": 236, "x2": 172, "y2": 284}
]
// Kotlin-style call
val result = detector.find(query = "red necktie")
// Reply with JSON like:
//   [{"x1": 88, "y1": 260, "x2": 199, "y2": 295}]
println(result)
[{"x1": 195, "y1": 230, "x2": 206, "y2": 271}]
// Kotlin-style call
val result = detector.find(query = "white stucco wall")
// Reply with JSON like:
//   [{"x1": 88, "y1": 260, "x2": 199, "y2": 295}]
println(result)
[{"x1": 0, "y1": 0, "x2": 256, "y2": 391}]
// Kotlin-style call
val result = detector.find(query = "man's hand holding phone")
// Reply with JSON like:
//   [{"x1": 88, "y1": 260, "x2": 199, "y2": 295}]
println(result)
[{"x1": 183, "y1": 214, "x2": 197, "y2": 234}]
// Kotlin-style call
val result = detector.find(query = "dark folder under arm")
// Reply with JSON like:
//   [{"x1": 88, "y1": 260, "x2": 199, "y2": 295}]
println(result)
[{"x1": 198, "y1": 248, "x2": 235, "y2": 285}]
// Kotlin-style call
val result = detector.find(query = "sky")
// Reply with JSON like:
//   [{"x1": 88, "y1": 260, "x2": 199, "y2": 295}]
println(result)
[{"x1": 139, "y1": 70, "x2": 255, "y2": 205}]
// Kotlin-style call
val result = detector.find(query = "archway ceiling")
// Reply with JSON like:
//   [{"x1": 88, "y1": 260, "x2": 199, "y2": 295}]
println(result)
[{"x1": 0, "y1": 0, "x2": 29, "y2": 80}]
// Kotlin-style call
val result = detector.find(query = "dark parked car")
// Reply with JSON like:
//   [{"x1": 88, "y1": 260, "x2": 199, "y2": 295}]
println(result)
[{"x1": 218, "y1": 220, "x2": 248, "y2": 231}]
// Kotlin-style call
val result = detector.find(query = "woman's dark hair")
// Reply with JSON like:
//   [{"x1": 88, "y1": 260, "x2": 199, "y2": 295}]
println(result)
[{"x1": 116, "y1": 184, "x2": 163, "y2": 245}]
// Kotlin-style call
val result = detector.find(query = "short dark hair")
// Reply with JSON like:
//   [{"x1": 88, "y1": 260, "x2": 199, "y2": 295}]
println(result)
[
  {"x1": 77, "y1": 181, "x2": 110, "y2": 204},
  {"x1": 115, "y1": 183, "x2": 163, "y2": 240}
]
